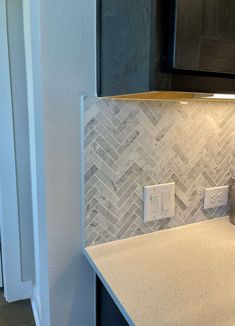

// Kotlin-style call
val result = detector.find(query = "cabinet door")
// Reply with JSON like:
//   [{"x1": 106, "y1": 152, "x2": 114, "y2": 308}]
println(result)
[
  {"x1": 96, "y1": 277, "x2": 129, "y2": 326},
  {"x1": 98, "y1": 0, "x2": 235, "y2": 96},
  {"x1": 172, "y1": 0, "x2": 235, "y2": 74},
  {"x1": 98, "y1": 0, "x2": 155, "y2": 96}
]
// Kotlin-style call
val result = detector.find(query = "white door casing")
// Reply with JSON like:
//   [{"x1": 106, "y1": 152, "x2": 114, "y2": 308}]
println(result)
[
  {"x1": 0, "y1": 0, "x2": 32, "y2": 302},
  {"x1": 0, "y1": 246, "x2": 3, "y2": 288}
]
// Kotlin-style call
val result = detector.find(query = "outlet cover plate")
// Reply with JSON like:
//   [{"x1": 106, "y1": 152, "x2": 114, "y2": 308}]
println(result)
[{"x1": 204, "y1": 186, "x2": 229, "y2": 209}]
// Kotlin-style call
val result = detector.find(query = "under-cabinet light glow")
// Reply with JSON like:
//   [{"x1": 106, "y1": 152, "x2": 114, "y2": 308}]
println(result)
[
  {"x1": 180, "y1": 101, "x2": 188, "y2": 104},
  {"x1": 204, "y1": 94, "x2": 235, "y2": 100}
]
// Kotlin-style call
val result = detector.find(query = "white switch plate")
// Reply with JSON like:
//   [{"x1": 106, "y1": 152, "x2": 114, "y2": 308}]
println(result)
[
  {"x1": 144, "y1": 183, "x2": 175, "y2": 222},
  {"x1": 204, "y1": 186, "x2": 229, "y2": 209}
]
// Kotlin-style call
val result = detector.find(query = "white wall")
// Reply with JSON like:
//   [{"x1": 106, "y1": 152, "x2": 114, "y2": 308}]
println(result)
[
  {"x1": 39, "y1": 0, "x2": 96, "y2": 325},
  {"x1": 24, "y1": 0, "x2": 96, "y2": 323}
]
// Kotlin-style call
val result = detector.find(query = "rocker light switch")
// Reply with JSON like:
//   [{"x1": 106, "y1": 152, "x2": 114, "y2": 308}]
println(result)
[
  {"x1": 151, "y1": 194, "x2": 160, "y2": 213},
  {"x1": 162, "y1": 192, "x2": 170, "y2": 211},
  {"x1": 144, "y1": 183, "x2": 175, "y2": 222}
]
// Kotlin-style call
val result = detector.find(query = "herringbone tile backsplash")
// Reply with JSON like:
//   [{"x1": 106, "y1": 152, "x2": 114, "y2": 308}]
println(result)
[{"x1": 84, "y1": 97, "x2": 235, "y2": 246}]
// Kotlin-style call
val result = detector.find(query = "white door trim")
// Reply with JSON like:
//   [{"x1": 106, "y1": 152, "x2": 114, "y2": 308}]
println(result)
[
  {"x1": 0, "y1": 250, "x2": 3, "y2": 288},
  {"x1": 0, "y1": 0, "x2": 32, "y2": 302}
]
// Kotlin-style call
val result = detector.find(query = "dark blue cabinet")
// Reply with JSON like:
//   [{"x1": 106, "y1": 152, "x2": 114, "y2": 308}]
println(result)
[{"x1": 96, "y1": 277, "x2": 129, "y2": 326}]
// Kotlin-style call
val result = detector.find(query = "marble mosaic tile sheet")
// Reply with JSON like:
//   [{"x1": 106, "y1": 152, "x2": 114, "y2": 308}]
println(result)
[{"x1": 84, "y1": 97, "x2": 235, "y2": 246}]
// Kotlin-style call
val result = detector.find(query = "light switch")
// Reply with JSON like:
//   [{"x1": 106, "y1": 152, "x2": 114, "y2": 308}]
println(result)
[
  {"x1": 162, "y1": 192, "x2": 170, "y2": 211},
  {"x1": 151, "y1": 194, "x2": 160, "y2": 213},
  {"x1": 144, "y1": 183, "x2": 175, "y2": 222}
]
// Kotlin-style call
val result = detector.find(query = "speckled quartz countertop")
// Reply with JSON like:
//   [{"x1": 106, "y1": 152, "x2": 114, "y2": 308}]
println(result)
[{"x1": 84, "y1": 217, "x2": 235, "y2": 326}]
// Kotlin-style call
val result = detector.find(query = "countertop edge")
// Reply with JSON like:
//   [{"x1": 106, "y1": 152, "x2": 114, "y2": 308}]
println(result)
[{"x1": 83, "y1": 248, "x2": 135, "y2": 326}]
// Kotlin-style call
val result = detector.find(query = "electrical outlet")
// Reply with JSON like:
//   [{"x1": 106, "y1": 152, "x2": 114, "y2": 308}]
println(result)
[{"x1": 204, "y1": 186, "x2": 229, "y2": 209}]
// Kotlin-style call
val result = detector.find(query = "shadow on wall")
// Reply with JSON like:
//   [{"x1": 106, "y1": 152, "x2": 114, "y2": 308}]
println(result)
[{"x1": 49, "y1": 253, "x2": 94, "y2": 326}]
